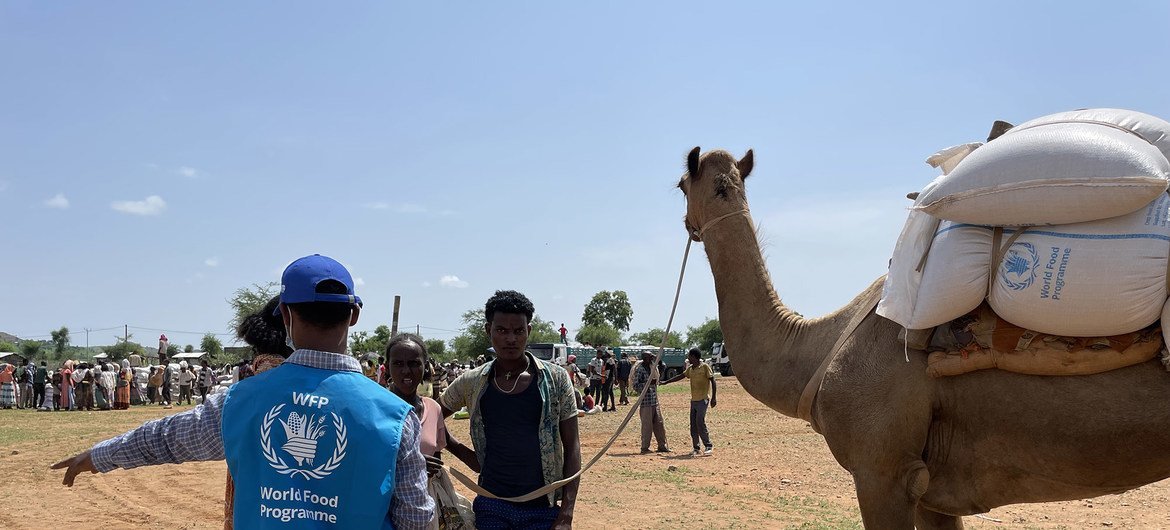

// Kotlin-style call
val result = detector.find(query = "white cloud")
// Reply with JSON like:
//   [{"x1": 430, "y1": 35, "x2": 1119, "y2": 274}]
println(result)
[
  {"x1": 439, "y1": 275, "x2": 468, "y2": 288},
  {"x1": 44, "y1": 193, "x2": 69, "y2": 209},
  {"x1": 364, "y1": 202, "x2": 390, "y2": 210},
  {"x1": 111, "y1": 195, "x2": 167, "y2": 216},
  {"x1": 354, "y1": 277, "x2": 365, "y2": 286},
  {"x1": 395, "y1": 204, "x2": 428, "y2": 214},
  {"x1": 177, "y1": 166, "x2": 199, "y2": 178},
  {"x1": 204, "y1": 257, "x2": 219, "y2": 267}
]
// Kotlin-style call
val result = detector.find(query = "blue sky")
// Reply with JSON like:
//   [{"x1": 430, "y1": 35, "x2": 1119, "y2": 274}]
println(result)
[{"x1": 3, "y1": 2, "x2": 1169, "y2": 348}]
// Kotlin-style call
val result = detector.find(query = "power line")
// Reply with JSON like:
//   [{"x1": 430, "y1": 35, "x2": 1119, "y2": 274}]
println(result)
[{"x1": 128, "y1": 326, "x2": 235, "y2": 337}]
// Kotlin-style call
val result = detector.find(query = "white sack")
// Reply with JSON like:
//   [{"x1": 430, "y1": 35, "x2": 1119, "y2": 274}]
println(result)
[
  {"x1": 878, "y1": 210, "x2": 990, "y2": 330},
  {"x1": 914, "y1": 122, "x2": 1170, "y2": 226},
  {"x1": 989, "y1": 194, "x2": 1170, "y2": 337},
  {"x1": 1015, "y1": 108, "x2": 1170, "y2": 162},
  {"x1": 1162, "y1": 298, "x2": 1170, "y2": 355}
]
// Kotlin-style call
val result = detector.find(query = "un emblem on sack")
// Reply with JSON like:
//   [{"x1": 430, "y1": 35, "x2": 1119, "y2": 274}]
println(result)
[
  {"x1": 999, "y1": 242, "x2": 1038, "y2": 291},
  {"x1": 260, "y1": 403, "x2": 347, "y2": 480}
]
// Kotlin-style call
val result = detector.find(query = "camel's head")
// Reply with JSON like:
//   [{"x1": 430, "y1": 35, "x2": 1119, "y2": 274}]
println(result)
[{"x1": 677, "y1": 146, "x2": 754, "y2": 242}]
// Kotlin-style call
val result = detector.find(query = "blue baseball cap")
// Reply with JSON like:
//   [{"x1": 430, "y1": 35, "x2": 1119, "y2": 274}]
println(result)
[{"x1": 276, "y1": 254, "x2": 363, "y2": 312}]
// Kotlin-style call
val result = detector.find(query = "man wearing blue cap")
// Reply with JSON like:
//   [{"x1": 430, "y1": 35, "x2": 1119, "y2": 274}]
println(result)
[{"x1": 53, "y1": 254, "x2": 434, "y2": 529}]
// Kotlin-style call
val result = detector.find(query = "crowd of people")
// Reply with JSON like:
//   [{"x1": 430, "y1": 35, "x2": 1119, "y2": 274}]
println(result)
[
  {"x1": 0, "y1": 355, "x2": 227, "y2": 412},
  {"x1": 43, "y1": 253, "x2": 721, "y2": 529}
]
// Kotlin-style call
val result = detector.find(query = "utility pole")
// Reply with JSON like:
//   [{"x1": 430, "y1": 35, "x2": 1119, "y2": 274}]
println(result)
[
  {"x1": 391, "y1": 295, "x2": 401, "y2": 336},
  {"x1": 416, "y1": 324, "x2": 420, "y2": 336},
  {"x1": 124, "y1": 324, "x2": 129, "y2": 345},
  {"x1": 85, "y1": 328, "x2": 90, "y2": 349}
]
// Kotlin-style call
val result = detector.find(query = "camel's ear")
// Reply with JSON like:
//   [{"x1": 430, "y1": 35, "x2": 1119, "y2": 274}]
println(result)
[
  {"x1": 737, "y1": 149, "x2": 754, "y2": 179},
  {"x1": 987, "y1": 121, "x2": 1013, "y2": 142},
  {"x1": 687, "y1": 146, "x2": 701, "y2": 178}
]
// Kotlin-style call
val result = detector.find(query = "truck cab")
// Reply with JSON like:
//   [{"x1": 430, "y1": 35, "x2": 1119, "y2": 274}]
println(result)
[
  {"x1": 711, "y1": 342, "x2": 733, "y2": 376},
  {"x1": 527, "y1": 343, "x2": 569, "y2": 364}
]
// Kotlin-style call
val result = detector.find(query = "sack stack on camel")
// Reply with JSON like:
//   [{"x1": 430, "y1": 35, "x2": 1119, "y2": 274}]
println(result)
[
  {"x1": 877, "y1": 108, "x2": 1170, "y2": 377},
  {"x1": 677, "y1": 133, "x2": 1170, "y2": 528}
]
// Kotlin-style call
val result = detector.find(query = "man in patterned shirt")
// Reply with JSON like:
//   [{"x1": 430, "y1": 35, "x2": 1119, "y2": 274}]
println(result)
[
  {"x1": 53, "y1": 254, "x2": 433, "y2": 529},
  {"x1": 633, "y1": 350, "x2": 670, "y2": 454},
  {"x1": 440, "y1": 290, "x2": 580, "y2": 529}
]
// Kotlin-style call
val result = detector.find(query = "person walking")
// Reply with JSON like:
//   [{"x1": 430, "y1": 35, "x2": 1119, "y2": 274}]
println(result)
[
  {"x1": 114, "y1": 359, "x2": 132, "y2": 410},
  {"x1": 197, "y1": 359, "x2": 216, "y2": 403},
  {"x1": 146, "y1": 366, "x2": 160, "y2": 404},
  {"x1": 440, "y1": 290, "x2": 580, "y2": 529},
  {"x1": 587, "y1": 349, "x2": 604, "y2": 404},
  {"x1": 75, "y1": 362, "x2": 94, "y2": 411},
  {"x1": 93, "y1": 364, "x2": 111, "y2": 410},
  {"x1": 0, "y1": 364, "x2": 15, "y2": 408},
  {"x1": 21, "y1": 361, "x2": 35, "y2": 409},
  {"x1": 159, "y1": 357, "x2": 174, "y2": 408},
  {"x1": 54, "y1": 254, "x2": 434, "y2": 529},
  {"x1": 59, "y1": 360, "x2": 75, "y2": 411},
  {"x1": 662, "y1": 348, "x2": 717, "y2": 456},
  {"x1": 633, "y1": 351, "x2": 670, "y2": 454},
  {"x1": 616, "y1": 353, "x2": 632, "y2": 405},
  {"x1": 600, "y1": 351, "x2": 617, "y2": 412},
  {"x1": 177, "y1": 364, "x2": 194, "y2": 405},
  {"x1": 33, "y1": 361, "x2": 48, "y2": 411}
]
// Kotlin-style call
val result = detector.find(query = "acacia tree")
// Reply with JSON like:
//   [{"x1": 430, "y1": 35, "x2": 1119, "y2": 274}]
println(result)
[
  {"x1": 201, "y1": 334, "x2": 224, "y2": 360},
  {"x1": 450, "y1": 308, "x2": 490, "y2": 361},
  {"x1": 350, "y1": 325, "x2": 392, "y2": 356},
  {"x1": 627, "y1": 328, "x2": 685, "y2": 349},
  {"x1": 449, "y1": 308, "x2": 560, "y2": 358},
  {"x1": 527, "y1": 316, "x2": 561, "y2": 344},
  {"x1": 581, "y1": 291, "x2": 633, "y2": 331},
  {"x1": 50, "y1": 326, "x2": 70, "y2": 356},
  {"x1": 229, "y1": 282, "x2": 280, "y2": 332},
  {"x1": 575, "y1": 323, "x2": 622, "y2": 347},
  {"x1": 686, "y1": 318, "x2": 724, "y2": 353}
]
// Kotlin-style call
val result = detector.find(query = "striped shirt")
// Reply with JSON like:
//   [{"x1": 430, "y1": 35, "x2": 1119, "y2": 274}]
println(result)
[
  {"x1": 633, "y1": 363, "x2": 659, "y2": 408},
  {"x1": 90, "y1": 349, "x2": 433, "y2": 529}
]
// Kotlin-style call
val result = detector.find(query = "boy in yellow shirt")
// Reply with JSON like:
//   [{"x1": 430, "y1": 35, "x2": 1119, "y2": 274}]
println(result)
[{"x1": 662, "y1": 348, "x2": 717, "y2": 456}]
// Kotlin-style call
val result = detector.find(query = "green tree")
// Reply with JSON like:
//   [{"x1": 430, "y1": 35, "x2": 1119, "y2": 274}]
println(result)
[
  {"x1": 686, "y1": 318, "x2": 723, "y2": 354},
  {"x1": 20, "y1": 341, "x2": 43, "y2": 359},
  {"x1": 527, "y1": 315, "x2": 560, "y2": 344},
  {"x1": 184, "y1": 344, "x2": 195, "y2": 353},
  {"x1": 201, "y1": 333, "x2": 224, "y2": 360},
  {"x1": 424, "y1": 338, "x2": 447, "y2": 357},
  {"x1": 228, "y1": 282, "x2": 280, "y2": 332},
  {"x1": 575, "y1": 323, "x2": 622, "y2": 347},
  {"x1": 627, "y1": 328, "x2": 685, "y2": 349},
  {"x1": 450, "y1": 308, "x2": 490, "y2": 360},
  {"x1": 581, "y1": 290, "x2": 633, "y2": 331},
  {"x1": 166, "y1": 344, "x2": 180, "y2": 356},
  {"x1": 50, "y1": 326, "x2": 70, "y2": 356},
  {"x1": 0, "y1": 340, "x2": 15, "y2": 352},
  {"x1": 350, "y1": 325, "x2": 392, "y2": 356},
  {"x1": 106, "y1": 336, "x2": 145, "y2": 360}
]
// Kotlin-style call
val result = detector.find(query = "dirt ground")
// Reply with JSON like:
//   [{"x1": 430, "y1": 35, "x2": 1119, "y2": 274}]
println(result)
[{"x1": 3, "y1": 377, "x2": 1170, "y2": 529}]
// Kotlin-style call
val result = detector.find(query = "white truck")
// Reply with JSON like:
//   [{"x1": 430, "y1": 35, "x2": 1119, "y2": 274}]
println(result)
[{"x1": 711, "y1": 342, "x2": 732, "y2": 376}]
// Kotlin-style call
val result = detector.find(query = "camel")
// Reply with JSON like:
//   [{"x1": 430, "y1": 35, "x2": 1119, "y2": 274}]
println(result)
[{"x1": 676, "y1": 147, "x2": 1170, "y2": 529}]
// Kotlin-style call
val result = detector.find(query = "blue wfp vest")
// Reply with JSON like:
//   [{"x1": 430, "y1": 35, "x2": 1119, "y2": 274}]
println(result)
[{"x1": 222, "y1": 362, "x2": 411, "y2": 529}]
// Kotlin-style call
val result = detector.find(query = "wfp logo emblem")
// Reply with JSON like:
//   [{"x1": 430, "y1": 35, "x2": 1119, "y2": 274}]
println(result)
[
  {"x1": 260, "y1": 404, "x2": 347, "y2": 480},
  {"x1": 999, "y1": 242, "x2": 1038, "y2": 291}
]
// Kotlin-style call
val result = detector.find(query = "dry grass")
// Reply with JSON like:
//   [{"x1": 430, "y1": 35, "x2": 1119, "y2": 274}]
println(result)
[{"x1": 3, "y1": 378, "x2": 1170, "y2": 528}]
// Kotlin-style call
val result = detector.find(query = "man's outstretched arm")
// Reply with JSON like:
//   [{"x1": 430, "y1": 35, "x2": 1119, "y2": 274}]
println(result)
[{"x1": 52, "y1": 391, "x2": 227, "y2": 485}]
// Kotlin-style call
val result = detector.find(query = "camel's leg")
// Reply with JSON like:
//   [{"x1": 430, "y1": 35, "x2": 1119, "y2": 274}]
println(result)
[
  {"x1": 914, "y1": 506, "x2": 963, "y2": 530},
  {"x1": 854, "y1": 475, "x2": 917, "y2": 529}
]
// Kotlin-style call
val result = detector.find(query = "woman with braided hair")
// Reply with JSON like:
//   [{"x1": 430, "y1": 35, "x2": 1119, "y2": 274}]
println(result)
[{"x1": 223, "y1": 295, "x2": 292, "y2": 529}]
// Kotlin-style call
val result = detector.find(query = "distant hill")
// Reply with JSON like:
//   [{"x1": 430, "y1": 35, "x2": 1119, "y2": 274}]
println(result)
[{"x1": 0, "y1": 331, "x2": 21, "y2": 343}]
